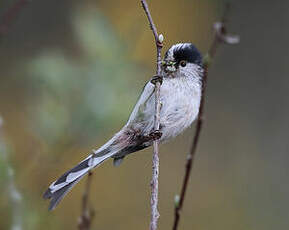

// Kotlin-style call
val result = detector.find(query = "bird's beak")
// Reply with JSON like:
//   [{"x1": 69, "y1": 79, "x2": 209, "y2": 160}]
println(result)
[{"x1": 162, "y1": 60, "x2": 177, "y2": 73}]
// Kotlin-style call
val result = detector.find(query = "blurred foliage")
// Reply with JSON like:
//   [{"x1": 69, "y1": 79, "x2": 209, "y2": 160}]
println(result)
[
  {"x1": 26, "y1": 8, "x2": 142, "y2": 147},
  {"x1": 0, "y1": 119, "x2": 23, "y2": 230}
]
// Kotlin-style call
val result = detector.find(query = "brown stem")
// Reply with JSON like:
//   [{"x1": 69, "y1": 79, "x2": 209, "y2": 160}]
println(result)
[
  {"x1": 140, "y1": 1, "x2": 163, "y2": 230},
  {"x1": 78, "y1": 172, "x2": 95, "y2": 230},
  {"x1": 0, "y1": 0, "x2": 29, "y2": 36},
  {"x1": 172, "y1": 3, "x2": 239, "y2": 230}
]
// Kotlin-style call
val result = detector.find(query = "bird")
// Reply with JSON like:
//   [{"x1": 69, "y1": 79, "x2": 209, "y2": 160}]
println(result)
[{"x1": 43, "y1": 43, "x2": 203, "y2": 210}]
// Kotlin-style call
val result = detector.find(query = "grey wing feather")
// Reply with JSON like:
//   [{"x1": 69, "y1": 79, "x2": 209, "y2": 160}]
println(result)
[
  {"x1": 127, "y1": 81, "x2": 155, "y2": 124},
  {"x1": 44, "y1": 80, "x2": 156, "y2": 210}
]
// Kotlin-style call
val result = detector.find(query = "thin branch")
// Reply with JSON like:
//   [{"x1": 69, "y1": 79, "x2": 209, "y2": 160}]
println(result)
[
  {"x1": 140, "y1": 1, "x2": 164, "y2": 230},
  {"x1": 172, "y1": 3, "x2": 239, "y2": 230},
  {"x1": 78, "y1": 171, "x2": 95, "y2": 230},
  {"x1": 0, "y1": 0, "x2": 29, "y2": 36}
]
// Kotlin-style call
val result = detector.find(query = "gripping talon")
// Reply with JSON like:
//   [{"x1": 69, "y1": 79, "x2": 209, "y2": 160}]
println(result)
[
  {"x1": 151, "y1": 75, "x2": 163, "y2": 85},
  {"x1": 157, "y1": 41, "x2": 164, "y2": 47},
  {"x1": 149, "y1": 130, "x2": 162, "y2": 141}
]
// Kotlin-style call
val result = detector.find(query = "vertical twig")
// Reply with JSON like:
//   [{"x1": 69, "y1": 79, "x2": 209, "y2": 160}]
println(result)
[
  {"x1": 140, "y1": 1, "x2": 164, "y2": 230},
  {"x1": 172, "y1": 3, "x2": 239, "y2": 230},
  {"x1": 78, "y1": 172, "x2": 95, "y2": 230},
  {"x1": 0, "y1": 0, "x2": 29, "y2": 36}
]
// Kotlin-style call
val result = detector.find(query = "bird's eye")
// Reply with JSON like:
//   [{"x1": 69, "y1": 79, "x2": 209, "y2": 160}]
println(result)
[{"x1": 180, "y1": 60, "x2": 187, "y2": 67}]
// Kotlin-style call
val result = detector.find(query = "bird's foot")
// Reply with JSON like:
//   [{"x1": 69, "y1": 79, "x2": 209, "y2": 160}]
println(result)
[
  {"x1": 151, "y1": 75, "x2": 163, "y2": 85},
  {"x1": 148, "y1": 130, "x2": 162, "y2": 141},
  {"x1": 138, "y1": 130, "x2": 162, "y2": 143}
]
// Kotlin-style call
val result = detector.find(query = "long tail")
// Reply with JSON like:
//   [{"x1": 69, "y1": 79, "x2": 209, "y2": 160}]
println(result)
[{"x1": 43, "y1": 149, "x2": 116, "y2": 210}]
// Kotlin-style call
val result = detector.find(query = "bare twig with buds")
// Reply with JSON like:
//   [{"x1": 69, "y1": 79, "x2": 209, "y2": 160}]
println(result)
[
  {"x1": 140, "y1": 1, "x2": 164, "y2": 230},
  {"x1": 172, "y1": 3, "x2": 239, "y2": 230}
]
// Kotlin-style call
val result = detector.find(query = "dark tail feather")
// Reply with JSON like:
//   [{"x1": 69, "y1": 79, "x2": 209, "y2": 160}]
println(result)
[
  {"x1": 45, "y1": 176, "x2": 84, "y2": 211},
  {"x1": 43, "y1": 151, "x2": 115, "y2": 210}
]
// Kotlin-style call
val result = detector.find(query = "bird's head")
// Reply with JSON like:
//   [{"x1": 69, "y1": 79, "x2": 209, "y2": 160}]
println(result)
[{"x1": 162, "y1": 43, "x2": 203, "y2": 79}]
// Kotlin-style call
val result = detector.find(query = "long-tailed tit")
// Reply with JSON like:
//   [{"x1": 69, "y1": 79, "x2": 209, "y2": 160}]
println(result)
[{"x1": 43, "y1": 43, "x2": 203, "y2": 210}]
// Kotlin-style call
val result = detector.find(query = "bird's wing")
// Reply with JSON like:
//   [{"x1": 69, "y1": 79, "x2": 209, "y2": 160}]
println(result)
[
  {"x1": 127, "y1": 81, "x2": 155, "y2": 124},
  {"x1": 44, "y1": 81, "x2": 157, "y2": 210}
]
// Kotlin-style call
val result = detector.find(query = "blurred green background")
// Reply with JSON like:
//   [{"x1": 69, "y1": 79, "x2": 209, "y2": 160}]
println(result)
[{"x1": 1, "y1": 0, "x2": 289, "y2": 229}]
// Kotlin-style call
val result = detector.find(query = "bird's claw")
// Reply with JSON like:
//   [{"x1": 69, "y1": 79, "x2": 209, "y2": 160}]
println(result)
[
  {"x1": 157, "y1": 41, "x2": 163, "y2": 48},
  {"x1": 149, "y1": 130, "x2": 162, "y2": 141},
  {"x1": 151, "y1": 75, "x2": 163, "y2": 85}
]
